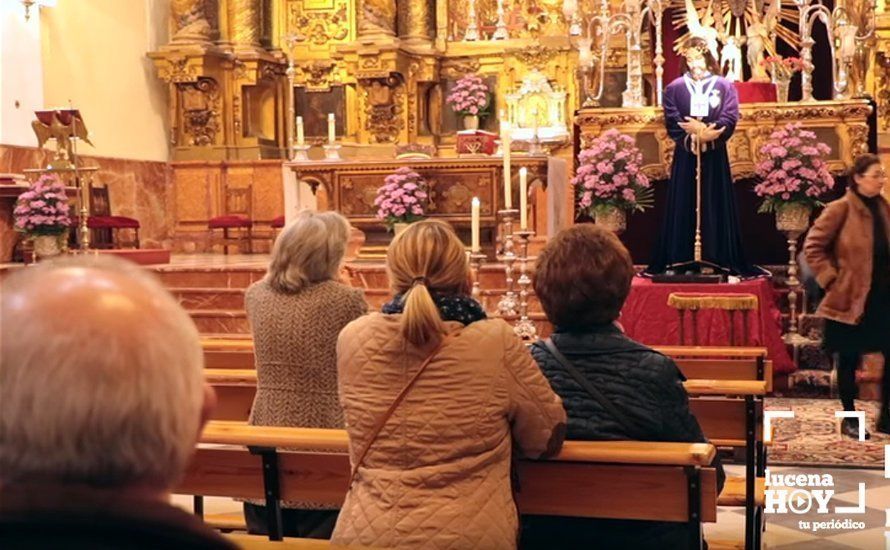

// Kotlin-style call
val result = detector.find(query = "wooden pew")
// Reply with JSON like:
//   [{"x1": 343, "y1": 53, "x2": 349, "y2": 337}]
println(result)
[
  {"x1": 204, "y1": 369, "x2": 765, "y2": 548},
  {"x1": 180, "y1": 422, "x2": 719, "y2": 549}
]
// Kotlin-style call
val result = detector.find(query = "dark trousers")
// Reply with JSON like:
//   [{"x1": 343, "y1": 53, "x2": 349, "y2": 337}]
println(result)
[
  {"x1": 837, "y1": 350, "x2": 890, "y2": 418},
  {"x1": 243, "y1": 503, "x2": 338, "y2": 539}
]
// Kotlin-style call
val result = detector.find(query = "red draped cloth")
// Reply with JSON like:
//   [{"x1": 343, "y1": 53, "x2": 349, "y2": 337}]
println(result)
[
  {"x1": 733, "y1": 82, "x2": 777, "y2": 103},
  {"x1": 619, "y1": 277, "x2": 794, "y2": 373}
]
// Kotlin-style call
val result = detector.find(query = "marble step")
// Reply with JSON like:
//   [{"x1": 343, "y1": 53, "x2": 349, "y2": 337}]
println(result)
[
  {"x1": 156, "y1": 268, "x2": 265, "y2": 289},
  {"x1": 172, "y1": 288, "x2": 246, "y2": 310},
  {"x1": 189, "y1": 309, "x2": 250, "y2": 334}
]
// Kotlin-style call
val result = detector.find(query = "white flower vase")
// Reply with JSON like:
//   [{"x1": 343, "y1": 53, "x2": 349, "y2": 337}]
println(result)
[
  {"x1": 462, "y1": 115, "x2": 479, "y2": 131},
  {"x1": 393, "y1": 222, "x2": 410, "y2": 237},
  {"x1": 33, "y1": 234, "x2": 63, "y2": 260}
]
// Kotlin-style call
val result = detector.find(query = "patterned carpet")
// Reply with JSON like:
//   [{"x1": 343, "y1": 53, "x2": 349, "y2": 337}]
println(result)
[{"x1": 767, "y1": 398, "x2": 887, "y2": 469}]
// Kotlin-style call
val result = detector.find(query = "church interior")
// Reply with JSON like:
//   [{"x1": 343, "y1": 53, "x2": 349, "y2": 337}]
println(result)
[{"x1": 2, "y1": 0, "x2": 890, "y2": 548}]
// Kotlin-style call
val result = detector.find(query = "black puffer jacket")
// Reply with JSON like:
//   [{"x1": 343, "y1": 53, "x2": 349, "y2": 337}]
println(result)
[{"x1": 520, "y1": 323, "x2": 725, "y2": 550}]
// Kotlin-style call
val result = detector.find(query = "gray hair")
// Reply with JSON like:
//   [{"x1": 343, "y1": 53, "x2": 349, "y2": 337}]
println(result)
[
  {"x1": 0, "y1": 256, "x2": 205, "y2": 489},
  {"x1": 267, "y1": 210, "x2": 350, "y2": 293}
]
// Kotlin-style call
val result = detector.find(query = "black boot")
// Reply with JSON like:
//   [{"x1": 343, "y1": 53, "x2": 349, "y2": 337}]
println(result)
[
  {"x1": 876, "y1": 411, "x2": 890, "y2": 434},
  {"x1": 841, "y1": 417, "x2": 871, "y2": 440}
]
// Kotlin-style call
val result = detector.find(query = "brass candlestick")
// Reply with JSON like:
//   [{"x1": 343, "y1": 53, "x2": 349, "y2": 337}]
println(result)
[
  {"x1": 469, "y1": 251, "x2": 487, "y2": 301},
  {"x1": 497, "y1": 209, "x2": 519, "y2": 318},
  {"x1": 513, "y1": 229, "x2": 537, "y2": 340}
]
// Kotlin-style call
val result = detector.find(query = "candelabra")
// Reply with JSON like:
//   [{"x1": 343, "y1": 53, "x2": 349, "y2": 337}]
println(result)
[
  {"x1": 469, "y1": 251, "x2": 487, "y2": 300},
  {"x1": 797, "y1": 0, "x2": 833, "y2": 102},
  {"x1": 282, "y1": 33, "x2": 305, "y2": 160},
  {"x1": 572, "y1": 0, "x2": 647, "y2": 108},
  {"x1": 492, "y1": 0, "x2": 509, "y2": 40},
  {"x1": 464, "y1": 0, "x2": 480, "y2": 41},
  {"x1": 496, "y1": 209, "x2": 519, "y2": 318},
  {"x1": 513, "y1": 229, "x2": 537, "y2": 340}
]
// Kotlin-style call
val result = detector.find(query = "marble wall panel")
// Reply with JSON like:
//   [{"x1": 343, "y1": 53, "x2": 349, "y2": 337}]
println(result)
[{"x1": 0, "y1": 145, "x2": 172, "y2": 250}]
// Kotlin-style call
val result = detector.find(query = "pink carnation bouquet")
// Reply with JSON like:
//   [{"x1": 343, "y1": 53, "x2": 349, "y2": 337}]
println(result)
[
  {"x1": 754, "y1": 123, "x2": 834, "y2": 213},
  {"x1": 571, "y1": 129, "x2": 653, "y2": 216},
  {"x1": 374, "y1": 167, "x2": 428, "y2": 230},
  {"x1": 445, "y1": 74, "x2": 490, "y2": 117},
  {"x1": 13, "y1": 174, "x2": 71, "y2": 236}
]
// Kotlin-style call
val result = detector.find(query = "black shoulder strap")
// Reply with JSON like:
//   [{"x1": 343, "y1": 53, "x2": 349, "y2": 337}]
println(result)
[{"x1": 543, "y1": 337, "x2": 649, "y2": 440}]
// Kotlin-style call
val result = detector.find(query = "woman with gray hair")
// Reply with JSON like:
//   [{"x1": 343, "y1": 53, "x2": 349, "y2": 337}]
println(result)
[{"x1": 243, "y1": 209, "x2": 367, "y2": 538}]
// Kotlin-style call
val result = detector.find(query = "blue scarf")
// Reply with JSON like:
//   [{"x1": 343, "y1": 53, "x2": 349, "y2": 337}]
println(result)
[{"x1": 382, "y1": 293, "x2": 487, "y2": 326}]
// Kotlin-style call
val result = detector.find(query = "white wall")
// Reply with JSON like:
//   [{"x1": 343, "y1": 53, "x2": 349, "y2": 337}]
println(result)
[
  {"x1": 0, "y1": 2, "x2": 46, "y2": 148},
  {"x1": 38, "y1": 0, "x2": 171, "y2": 161}
]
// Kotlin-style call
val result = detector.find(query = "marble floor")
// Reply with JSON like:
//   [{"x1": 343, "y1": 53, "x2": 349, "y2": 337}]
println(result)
[{"x1": 171, "y1": 463, "x2": 890, "y2": 549}]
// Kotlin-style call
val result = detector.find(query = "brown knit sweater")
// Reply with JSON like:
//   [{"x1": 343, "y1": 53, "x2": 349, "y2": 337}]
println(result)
[{"x1": 245, "y1": 279, "x2": 367, "y2": 430}]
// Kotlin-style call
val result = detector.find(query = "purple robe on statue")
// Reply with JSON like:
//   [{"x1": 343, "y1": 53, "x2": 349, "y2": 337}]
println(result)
[{"x1": 645, "y1": 74, "x2": 762, "y2": 276}]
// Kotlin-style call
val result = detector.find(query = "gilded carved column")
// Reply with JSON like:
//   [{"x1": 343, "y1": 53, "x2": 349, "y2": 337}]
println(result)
[
  {"x1": 358, "y1": 0, "x2": 397, "y2": 39},
  {"x1": 228, "y1": 0, "x2": 263, "y2": 49},
  {"x1": 398, "y1": 0, "x2": 435, "y2": 44},
  {"x1": 170, "y1": 0, "x2": 213, "y2": 43}
]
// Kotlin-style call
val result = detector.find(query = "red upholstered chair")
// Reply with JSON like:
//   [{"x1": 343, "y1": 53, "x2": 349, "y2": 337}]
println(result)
[
  {"x1": 269, "y1": 215, "x2": 286, "y2": 247},
  {"x1": 208, "y1": 186, "x2": 253, "y2": 254},
  {"x1": 87, "y1": 185, "x2": 141, "y2": 249}
]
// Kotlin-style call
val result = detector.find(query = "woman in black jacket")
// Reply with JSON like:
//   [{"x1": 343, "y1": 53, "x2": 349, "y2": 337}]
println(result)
[{"x1": 522, "y1": 224, "x2": 724, "y2": 549}]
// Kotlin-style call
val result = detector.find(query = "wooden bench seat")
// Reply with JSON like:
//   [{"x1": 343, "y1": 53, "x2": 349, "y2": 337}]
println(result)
[{"x1": 181, "y1": 423, "x2": 719, "y2": 549}]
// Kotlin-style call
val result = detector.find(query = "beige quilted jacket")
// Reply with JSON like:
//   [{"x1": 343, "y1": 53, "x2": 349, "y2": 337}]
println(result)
[{"x1": 332, "y1": 313, "x2": 566, "y2": 549}]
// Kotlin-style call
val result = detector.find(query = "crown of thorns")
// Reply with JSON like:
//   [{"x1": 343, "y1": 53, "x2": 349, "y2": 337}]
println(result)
[{"x1": 682, "y1": 42, "x2": 709, "y2": 57}]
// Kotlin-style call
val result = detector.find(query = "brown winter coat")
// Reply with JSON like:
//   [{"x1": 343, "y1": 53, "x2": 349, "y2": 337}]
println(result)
[
  {"x1": 804, "y1": 189, "x2": 890, "y2": 325},
  {"x1": 332, "y1": 313, "x2": 567, "y2": 549}
]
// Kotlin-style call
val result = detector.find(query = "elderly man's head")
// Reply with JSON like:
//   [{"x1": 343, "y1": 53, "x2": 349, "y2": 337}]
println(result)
[{"x1": 0, "y1": 256, "x2": 212, "y2": 496}]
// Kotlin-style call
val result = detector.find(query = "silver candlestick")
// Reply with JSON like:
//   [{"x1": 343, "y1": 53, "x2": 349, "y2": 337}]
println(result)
[
  {"x1": 323, "y1": 143, "x2": 342, "y2": 161},
  {"x1": 464, "y1": 0, "x2": 480, "y2": 41},
  {"x1": 292, "y1": 144, "x2": 311, "y2": 162},
  {"x1": 497, "y1": 208, "x2": 519, "y2": 318},
  {"x1": 513, "y1": 229, "x2": 537, "y2": 340},
  {"x1": 492, "y1": 0, "x2": 509, "y2": 40},
  {"x1": 469, "y1": 251, "x2": 487, "y2": 300}
]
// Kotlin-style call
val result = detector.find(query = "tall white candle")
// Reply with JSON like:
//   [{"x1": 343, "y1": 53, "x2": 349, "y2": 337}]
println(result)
[
  {"x1": 327, "y1": 113, "x2": 336, "y2": 144},
  {"x1": 502, "y1": 121, "x2": 512, "y2": 209},
  {"x1": 296, "y1": 116, "x2": 304, "y2": 145},
  {"x1": 471, "y1": 197, "x2": 481, "y2": 252},
  {"x1": 519, "y1": 167, "x2": 528, "y2": 230}
]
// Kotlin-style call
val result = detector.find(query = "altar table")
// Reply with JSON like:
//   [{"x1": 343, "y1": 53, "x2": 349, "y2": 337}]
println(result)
[{"x1": 620, "y1": 277, "x2": 794, "y2": 373}]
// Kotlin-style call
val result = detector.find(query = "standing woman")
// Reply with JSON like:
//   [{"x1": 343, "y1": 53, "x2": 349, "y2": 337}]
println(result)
[
  {"x1": 805, "y1": 154, "x2": 890, "y2": 438},
  {"x1": 645, "y1": 37, "x2": 761, "y2": 276},
  {"x1": 333, "y1": 220, "x2": 566, "y2": 549},
  {"x1": 243, "y1": 210, "x2": 367, "y2": 537}
]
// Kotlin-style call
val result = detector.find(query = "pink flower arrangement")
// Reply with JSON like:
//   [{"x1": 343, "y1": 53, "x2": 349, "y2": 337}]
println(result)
[
  {"x1": 13, "y1": 174, "x2": 71, "y2": 236},
  {"x1": 374, "y1": 167, "x2": 428, "y2": 230},
  {"x1": 445, "y1": 74, "x2": 490, "y2": 117},
  {"x1": 761, "y1": 56, "x2": 804, "y2": 78},
  {"x1": 754, "y1": 123, "x2": 834, "y2": 213},
  {"x1": 571, "y1": 129, "x2": 653, "y2": 215}
]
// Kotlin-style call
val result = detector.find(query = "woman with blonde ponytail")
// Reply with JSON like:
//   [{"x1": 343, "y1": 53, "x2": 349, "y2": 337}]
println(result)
[{"x1": 333, "y1": 219, "x2": 566, "y2": 549}]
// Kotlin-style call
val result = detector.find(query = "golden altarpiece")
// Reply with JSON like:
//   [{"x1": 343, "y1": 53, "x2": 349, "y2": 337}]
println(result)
[{"x1": 149, "y1": 0, "x2": 890, "y2": 252}]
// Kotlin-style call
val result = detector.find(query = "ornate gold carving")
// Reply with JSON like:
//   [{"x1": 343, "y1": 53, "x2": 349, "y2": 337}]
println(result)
[
  {"x1": 846, "y1": 124, "x2": 869, "y2": 159},
  {"x1": 358, "y1": 0, "x2": 397, "y2": 37},
  {"x1": 288, "y1": 0, "x2": 350, "y2": 47},
  {"x1": 512, "y1": 45, "x2": 557, "y2": 70},
  {"x1": 877, "y1": 53, "x2": 890, "y2": 130},
  {"x1": 363, "y1": 76, "x2": 404, "y2": 144},
  {"x1": 157, "y1": 56, "x2": 201, "y2": 83},
  {"x1": 576, "y1": 100, "x2": 872, "y2": 181},
  {"x1": 171, "y1": 0, "x2": 212, "y2": 43},
  {"x1": 179, "y1": 78, "x2": 220, "y2": 146},
  {"x1": 301, "y1": 60, "x2": 337, "y2": 90},
  {"x1": 228, "y1": 0, "x2": 261, "y2": 46},
  {"x1": 440, "y1": 59, "x2": 482, "y2": 80}
]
